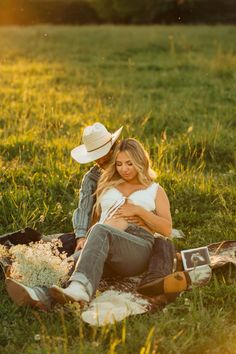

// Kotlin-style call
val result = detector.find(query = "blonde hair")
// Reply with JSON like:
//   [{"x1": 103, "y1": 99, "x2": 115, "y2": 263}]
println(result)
[{"x1": 94, "y1": 138, "x2": 156, "y2": 217}]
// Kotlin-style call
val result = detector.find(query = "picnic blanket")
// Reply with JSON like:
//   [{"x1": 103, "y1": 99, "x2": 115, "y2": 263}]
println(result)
[
  {"x1": 1, "y1": 230, "x2": 235, "y2": 325},
  {"x1": 82, "y1": 240, "x2": 236, "y2": 325}
]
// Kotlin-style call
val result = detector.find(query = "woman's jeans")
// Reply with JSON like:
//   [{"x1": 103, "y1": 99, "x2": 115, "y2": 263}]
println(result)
[{"x1": 69, "y1": 223, "x2": 154, "y2": 297}]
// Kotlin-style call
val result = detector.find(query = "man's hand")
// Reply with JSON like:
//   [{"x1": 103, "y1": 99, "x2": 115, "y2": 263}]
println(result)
[{"x1": 75, "y1": 237, "x2": 86, "y2": 252}]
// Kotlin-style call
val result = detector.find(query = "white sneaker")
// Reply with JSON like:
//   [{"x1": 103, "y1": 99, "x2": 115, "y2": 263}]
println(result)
[
  {"x1": 5, "y1": 278, "x2": 48, "y2": 310},
  {"x1": 50, "y1": 282, "x2": 89, "y2": 305}
]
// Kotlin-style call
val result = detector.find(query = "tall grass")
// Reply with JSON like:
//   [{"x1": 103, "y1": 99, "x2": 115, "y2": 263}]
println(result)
[{"x1": 0, "y1": 25, "x2": 235, "y2": 353}]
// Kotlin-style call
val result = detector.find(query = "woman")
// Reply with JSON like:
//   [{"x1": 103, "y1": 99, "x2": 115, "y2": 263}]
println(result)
[{"x1": 50, "y1": 138, "x2": 172, "y2": 304}]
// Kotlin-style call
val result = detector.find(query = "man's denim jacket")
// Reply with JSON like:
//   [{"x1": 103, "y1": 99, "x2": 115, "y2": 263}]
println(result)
[{"x1": 72, "y1": 165, "x2": 101, "y2": 239}]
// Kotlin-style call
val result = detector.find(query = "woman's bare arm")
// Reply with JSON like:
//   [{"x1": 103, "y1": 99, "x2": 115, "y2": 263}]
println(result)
[{"x1": 116, "y1": 186, "x2": 172, "y2": 237}]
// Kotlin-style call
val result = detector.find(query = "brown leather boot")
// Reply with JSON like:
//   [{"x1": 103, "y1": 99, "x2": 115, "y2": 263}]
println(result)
[
  {"x1": 137, "y1": 237, "x2": 176, "y2": 295},
  {"x1": 137, "y1": 265, "x2": 212, "y2": 297},
  {"x1": 137, "y1": 237, "x2": 212, "y2": 297},
  {"x1": 137, "y1": 270, "x2": 191, "y2": 296}
]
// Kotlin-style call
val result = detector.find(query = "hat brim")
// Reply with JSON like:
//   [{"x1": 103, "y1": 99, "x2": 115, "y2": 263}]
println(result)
[{"x1": 71, "y1": 126, "x2": 123, "y2": 164}]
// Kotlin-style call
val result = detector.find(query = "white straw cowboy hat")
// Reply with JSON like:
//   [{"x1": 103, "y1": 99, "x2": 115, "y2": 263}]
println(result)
[{"x1": 71, "y1": 123, "x2": 123, "y2": 164}]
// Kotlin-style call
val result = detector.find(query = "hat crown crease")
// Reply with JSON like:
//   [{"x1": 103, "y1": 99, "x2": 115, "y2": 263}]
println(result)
[{"x1": 83, "y1": 131, "x2": 112, "y2": 150}]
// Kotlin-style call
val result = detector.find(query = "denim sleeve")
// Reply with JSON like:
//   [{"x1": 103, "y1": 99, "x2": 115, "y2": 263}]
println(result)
[{"x1": 72, "y1": 173, "x2": 97, "y2": 239}]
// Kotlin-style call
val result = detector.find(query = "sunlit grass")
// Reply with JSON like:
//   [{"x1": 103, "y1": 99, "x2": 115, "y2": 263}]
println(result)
[{"x1": 0, "y1": 25, "x2": 235, "y2": 353}]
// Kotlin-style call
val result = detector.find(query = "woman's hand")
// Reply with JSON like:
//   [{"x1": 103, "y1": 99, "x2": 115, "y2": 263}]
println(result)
[
  {"x1": 110, "y1": 201, "x2": 146, "y2": 226},
  {"x1": 115, "y1": 202, "x2": 140, "y2": 218},
  {"x1": 124, "y1": 216, "x2": 146, "y2": 226}
]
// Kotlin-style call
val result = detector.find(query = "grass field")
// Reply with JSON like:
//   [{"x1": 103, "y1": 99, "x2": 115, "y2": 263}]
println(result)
[{"x1": 0, "y1": 25, "x2": 236, "y2": 353}]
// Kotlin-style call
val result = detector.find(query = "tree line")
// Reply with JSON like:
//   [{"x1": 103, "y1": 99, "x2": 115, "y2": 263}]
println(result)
[{"x1": 0, "y1": 0, "x2": 235, "y2": 25}]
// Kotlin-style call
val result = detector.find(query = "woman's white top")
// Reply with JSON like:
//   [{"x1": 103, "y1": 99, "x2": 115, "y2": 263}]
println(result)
[{"x1": 99, "y1": 182, "x2": 159, "y2": 223}]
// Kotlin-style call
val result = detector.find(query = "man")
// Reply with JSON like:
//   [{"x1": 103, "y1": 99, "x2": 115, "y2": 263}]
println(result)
[
  {"x1": 70, "y1": 122, "x2": 145, "y2": 252},
  {"x1": 71, "y1": 122, "x2": 123, "y2": 252}
]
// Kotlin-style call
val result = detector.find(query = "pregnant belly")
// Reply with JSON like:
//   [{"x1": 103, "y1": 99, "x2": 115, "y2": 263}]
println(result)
[
  {"x1": 103, "y1": 216, "x2": 153, "y2": 235},
  {"x1": 104, "y1": 217, "x2": 128, "y2": 231}
]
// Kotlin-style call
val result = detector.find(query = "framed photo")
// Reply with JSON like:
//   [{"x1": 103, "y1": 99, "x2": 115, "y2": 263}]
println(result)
[{"x1": 181, "y1": 246, "x2": 211, "y2": 271}]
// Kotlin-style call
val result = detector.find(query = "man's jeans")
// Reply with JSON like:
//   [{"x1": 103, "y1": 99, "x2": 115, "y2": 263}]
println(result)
[{"x1": 70, "y1": 223, "x2": 154, "y2": 297}]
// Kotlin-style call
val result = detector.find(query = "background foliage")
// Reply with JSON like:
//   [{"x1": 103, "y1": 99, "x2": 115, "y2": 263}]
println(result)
[{"x1": 0, "y1": 0, "x2": 236, "y2": 25}]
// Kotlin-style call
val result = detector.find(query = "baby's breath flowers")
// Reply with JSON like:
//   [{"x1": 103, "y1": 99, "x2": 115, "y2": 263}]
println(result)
[
  {"x1": 8, "y1": 239, "x2": 73, "y2": 288},
  {"x1": 0, "y1": 245, "x2": 11, "y2": 273},
  {"x1": 0, "y1": 244, "x2": 9, "y2": 259}
]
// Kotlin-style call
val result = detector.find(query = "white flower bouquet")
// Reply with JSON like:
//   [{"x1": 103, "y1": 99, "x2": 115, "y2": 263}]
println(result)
[
  {"x1": 7, "y1": 239, "x2": 73, "y2": 288},
  {"x1": 0, "y1": 244, "x2": 10, "y2": 259}
]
